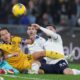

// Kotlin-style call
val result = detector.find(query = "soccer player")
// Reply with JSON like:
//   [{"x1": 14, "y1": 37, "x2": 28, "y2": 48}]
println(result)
[
  {"x1": 26, "y1": 25, "x2": 46, "y2": 54},
  {"x1": 31, "y1": 24, "x2": 80, "y2": 75},
  {"x1": 24, "y1": 25, "x2": 46, "y2": 74},
  {"x1": 0, "y1": 27, "x2": 64, "y2": 72}
]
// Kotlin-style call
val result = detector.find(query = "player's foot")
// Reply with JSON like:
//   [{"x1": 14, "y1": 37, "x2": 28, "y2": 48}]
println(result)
[
  {"x1": 0, "y1": 69, "x2": 7, "y2": 74},
  {"x1": 66, "y1": 50, "x2": 75, "y2": 62},
  {"x1": 28, "y1": 69, "x2": 38, "y2": 74},
  {"x1": 38, "y1": 69, "x2": 44, "y2": 74},
  {"x1": 7, "y1": 69, "x2": 14, "y2": 74}
]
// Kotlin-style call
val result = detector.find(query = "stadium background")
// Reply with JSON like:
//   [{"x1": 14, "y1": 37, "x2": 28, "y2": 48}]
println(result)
[
  {"x1": 0, "y1": 0, "x2": 80, "y2": 80},
  {"x1": 0, "y1": 0, "x2": 80, "y2": 63}
]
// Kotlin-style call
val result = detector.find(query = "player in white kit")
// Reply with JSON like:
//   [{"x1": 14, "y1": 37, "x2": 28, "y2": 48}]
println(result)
[{"x1": 31, "y1": 24, "x2": 80, "y2": 75}]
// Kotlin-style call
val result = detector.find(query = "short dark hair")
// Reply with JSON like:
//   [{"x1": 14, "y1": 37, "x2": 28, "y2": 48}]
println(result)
[
  {"x1": 0, "y1": 27, "x2": 10, "y2": 37},
  {"x1": 0, "y1": 27, "x2": 10, "y2": 32},
  {"x1": 46, "y1": 24, "x2": 56, "y2": 30}
]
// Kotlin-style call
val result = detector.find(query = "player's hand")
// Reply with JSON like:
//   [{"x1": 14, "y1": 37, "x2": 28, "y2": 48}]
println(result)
[{"x1": 31, "y1": 24, "x2": 40, "y2": 30}]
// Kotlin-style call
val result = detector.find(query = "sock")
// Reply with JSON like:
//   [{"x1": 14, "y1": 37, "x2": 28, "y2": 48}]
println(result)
[
  {"x1": 72, "y1": 69, "x2": 80, "y2": 75},
  {"x1": 46, "y1": 51, "x2": 64, "y2": 59},
  {"x1": 65, "y1": 55, "x2": 74, "y2": 62},
  {"x1": 65, "y1": 55, "x2": 68, "y2": 59},
  {"x1": 31, "y1": 63, "x2": 40, "y2": 74}
]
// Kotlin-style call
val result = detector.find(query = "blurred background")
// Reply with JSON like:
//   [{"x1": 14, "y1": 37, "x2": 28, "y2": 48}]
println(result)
[{"x1": 0, "y1": 0, "x2": 80, "y2": 63}]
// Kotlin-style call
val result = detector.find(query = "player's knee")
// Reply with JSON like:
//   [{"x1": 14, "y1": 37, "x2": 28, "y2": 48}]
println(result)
[
  {"x1": 38, "y1": 69, "x2": 44, "y2": 74},
  {"x1": 32, "y1": 51, "x2": 45, "y2": 60},
  {"x1": 63, "y1": 68, "x2": 73, "y2": 75},
  {"x1": 41, "y1": 51, "x2": 46, "y2": 57}
]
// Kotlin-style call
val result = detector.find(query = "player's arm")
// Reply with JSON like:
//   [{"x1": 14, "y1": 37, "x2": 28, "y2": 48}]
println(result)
[
  {"x1": 13, "y1": 36, "x2": 33, "y2": 45},
  {"x1": 31, "y1": 24, "x2": 58, "y2": 40}
]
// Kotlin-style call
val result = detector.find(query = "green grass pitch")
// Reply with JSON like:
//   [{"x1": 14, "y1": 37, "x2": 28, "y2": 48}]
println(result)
[{"x1": 0, "y1": 63, "x2": 80, "y2": 80}]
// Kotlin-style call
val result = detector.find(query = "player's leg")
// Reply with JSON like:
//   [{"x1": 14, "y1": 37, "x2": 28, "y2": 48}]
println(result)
[
  {"x1": 40, "y1": 60, "x2": 68, "y2": 74},
  {"x1": 40, "y1": 63, "x2": 57, "y2": 74},
  {"x1": 26, "y1": 54, "x2": 41, "y2": 74},
  {"x1": 53, "y1": 60, "x2": 80, "y2": 75},
  {"x1": 46, "y1": 51, "x2": 64, "y2": 59},
  {"x1": 63, "y1": 68, "x2": 80, "y2": 75},
  {"x1": 32, "y1": 51, "x2": 64, "y2": 60},
  {"x1": 28, "y1": 61, "x2": 41, "y2": 74},
  {"x1": 28, "y1": 59, "x2": 46, "y2": 74},
  {"x1": 1, "y1": 61, "x2": 20, "y2": 74}
]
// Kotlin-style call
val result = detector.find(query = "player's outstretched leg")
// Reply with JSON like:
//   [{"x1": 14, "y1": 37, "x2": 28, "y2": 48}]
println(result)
[
  {"x1": 32, "y1": 51, "x2": 64, "y2": 60},
  {"x1": 63, "y1": 68, "x2": 80, "y2": 75}
]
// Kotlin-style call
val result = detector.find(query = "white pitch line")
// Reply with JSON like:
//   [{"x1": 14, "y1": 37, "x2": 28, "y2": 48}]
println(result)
[{"x1": 0, "y1": 74, "x2": 48, "y2": 80}]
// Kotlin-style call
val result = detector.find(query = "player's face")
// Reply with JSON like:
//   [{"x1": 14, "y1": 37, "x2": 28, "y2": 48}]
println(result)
[
  {"x1": 27, "y1": 26, "x2": 37, "y2": 37},
  {"x1": 0, "y1": 30, "x2": 11, "y2": 43},
  {"x1": 46, "y1": 26, "x2": 56, "y2": 32}
]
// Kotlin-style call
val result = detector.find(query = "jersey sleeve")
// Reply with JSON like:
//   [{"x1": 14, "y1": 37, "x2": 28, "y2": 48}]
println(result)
[
  {"x1": 12, "y1": 36, "x2": 22, "y2": 43},
  {"x1": 40, "y1": 27, "x2": 58, "y2": 40}
]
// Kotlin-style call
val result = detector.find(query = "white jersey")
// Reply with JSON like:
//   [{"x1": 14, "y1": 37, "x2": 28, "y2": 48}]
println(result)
[
  {"x1": 40, "y1": 27, "x2": 66, "y2": 64},
  {"x1": 44, "y1": 34, "x2": 64, "y2": 54},
  {"x1": 27, "y1": 36, "x2": 45, "y2": 54}
]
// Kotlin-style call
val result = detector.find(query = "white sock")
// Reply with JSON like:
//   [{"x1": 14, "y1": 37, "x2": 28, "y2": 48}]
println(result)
[
  {"x1": 31, "y1": 63, "x2": 40, "y2": 74},
  {"x1": 72, "y1": 69, "x2": 80, "y2": 75},
  {"x1": 65, "y1": 55, "x2": 68, "y2": 59}
]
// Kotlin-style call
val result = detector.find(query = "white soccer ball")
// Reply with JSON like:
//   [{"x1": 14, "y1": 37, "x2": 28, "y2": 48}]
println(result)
[{"x1": 0, "y1": 77, "x2": 4, "y2": 80}]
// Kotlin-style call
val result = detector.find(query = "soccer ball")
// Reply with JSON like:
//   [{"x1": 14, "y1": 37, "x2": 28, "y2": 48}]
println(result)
[{"x1": 12, "y1": 3, "x2": 27, "y2": 16}]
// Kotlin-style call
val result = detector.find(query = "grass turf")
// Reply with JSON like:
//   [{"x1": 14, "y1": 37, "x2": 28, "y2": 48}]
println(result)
[{"x1": 0, "y1": 63, "x2": 80, "y2": 80}]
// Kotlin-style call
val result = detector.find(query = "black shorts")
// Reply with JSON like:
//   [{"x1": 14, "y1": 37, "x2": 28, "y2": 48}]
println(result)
[{"x1": 40, "y1": 60, "x2": 68, "y2": 74}]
